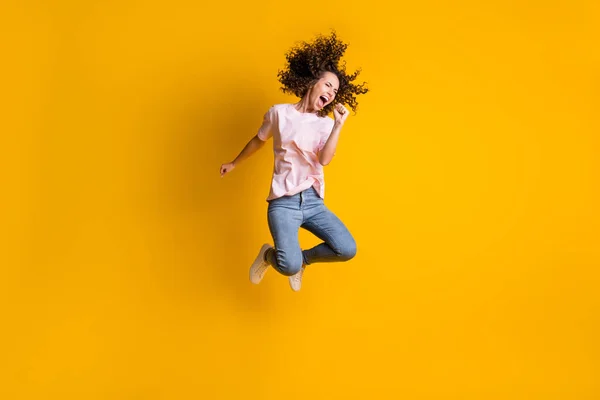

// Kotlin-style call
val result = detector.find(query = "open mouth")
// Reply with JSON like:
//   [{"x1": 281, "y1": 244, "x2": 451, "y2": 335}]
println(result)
[{"x1": 318, "y1": 95, "x2": 329, "y2": 108}]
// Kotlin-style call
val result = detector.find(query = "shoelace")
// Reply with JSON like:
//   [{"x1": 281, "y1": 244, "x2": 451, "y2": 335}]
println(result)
[
  {"x1": 257, "y1": 262, "x2": 268, "y2": 275},
  {"x1": 291, "y1": 268, "x2": 303, "y2": 284}
]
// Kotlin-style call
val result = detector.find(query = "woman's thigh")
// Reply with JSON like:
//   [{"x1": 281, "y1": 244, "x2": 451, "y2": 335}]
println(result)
[{"x1": 301, "y1": 204, "x2": 357, "y2": 259}]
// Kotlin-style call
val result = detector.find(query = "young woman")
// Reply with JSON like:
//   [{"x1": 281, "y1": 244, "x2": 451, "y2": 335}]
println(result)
[{"x1": 220, "y1": 32, "x2": 368, "y2": 291}]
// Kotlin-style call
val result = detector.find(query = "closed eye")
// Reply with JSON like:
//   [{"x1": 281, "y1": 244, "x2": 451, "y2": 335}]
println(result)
[{"x1": 327, "y1": 82, "x2": 338, "y2": 94}]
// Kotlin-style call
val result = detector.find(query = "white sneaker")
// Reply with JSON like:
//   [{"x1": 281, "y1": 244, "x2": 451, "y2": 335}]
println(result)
[
  {"x1": 249, "y1": 243, "x2": 273, "y2": 284},
  {"x1": 289, "y1": 265, "x2": 305, "y2": 292}
]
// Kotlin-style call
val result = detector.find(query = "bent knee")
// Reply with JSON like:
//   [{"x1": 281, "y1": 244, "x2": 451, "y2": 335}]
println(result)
[
  {"x1": 337, "y1": 240, "x2": 357, "y2": 261},
  {"x1": 276, "y1": 257, "x2": 303, "y2": 276}
]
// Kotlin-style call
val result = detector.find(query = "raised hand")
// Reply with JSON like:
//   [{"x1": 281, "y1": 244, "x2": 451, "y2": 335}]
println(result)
[{"x1": 333, "y1": 103, "x2": 349, "y2": 125}]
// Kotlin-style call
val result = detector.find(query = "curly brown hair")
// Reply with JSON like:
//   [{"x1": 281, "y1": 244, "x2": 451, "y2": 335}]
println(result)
[{"x1": 277, "y1": 31, "x2": 369, "y2": 117}]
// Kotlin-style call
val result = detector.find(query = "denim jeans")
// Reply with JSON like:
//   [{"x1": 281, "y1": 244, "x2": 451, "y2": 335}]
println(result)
[{"x1": 265, "y1": 186, "x2": 357, "y2": 276}]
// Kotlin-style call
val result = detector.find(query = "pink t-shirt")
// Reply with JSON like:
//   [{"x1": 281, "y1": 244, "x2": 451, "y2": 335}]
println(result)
[{"x1": 257, "y1": 103, "x2": 335, "y2": 201}]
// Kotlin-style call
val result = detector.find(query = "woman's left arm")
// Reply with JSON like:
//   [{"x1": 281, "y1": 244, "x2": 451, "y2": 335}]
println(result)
[{"x1": 319, "y1": 104, "x2": 349, "y2": 166}]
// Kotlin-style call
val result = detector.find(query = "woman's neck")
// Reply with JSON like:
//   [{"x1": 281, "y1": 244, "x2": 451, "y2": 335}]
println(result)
[{"x1": 294, "y1": 97, "x2": 317, "y2": 114}]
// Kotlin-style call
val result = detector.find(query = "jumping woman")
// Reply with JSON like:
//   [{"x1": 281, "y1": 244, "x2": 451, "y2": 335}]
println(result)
[{"x1": 220, "y1": 32, "x2": 368, "y2": 291}]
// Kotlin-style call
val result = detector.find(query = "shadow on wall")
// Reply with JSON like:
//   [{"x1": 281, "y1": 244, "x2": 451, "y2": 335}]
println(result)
[{"x1": 148, "y1": 76, "x2": 281, "y2": 314}]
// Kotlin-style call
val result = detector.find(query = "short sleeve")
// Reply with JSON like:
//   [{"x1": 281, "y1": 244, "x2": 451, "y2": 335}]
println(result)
[{"x1": 257, "y1": 107, "x2": 275, "y2": 141}]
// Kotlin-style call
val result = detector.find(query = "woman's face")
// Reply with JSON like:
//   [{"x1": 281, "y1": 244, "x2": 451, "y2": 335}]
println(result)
[{"x1": 307, "y1": 71, "x2": 339, "y2": 111}]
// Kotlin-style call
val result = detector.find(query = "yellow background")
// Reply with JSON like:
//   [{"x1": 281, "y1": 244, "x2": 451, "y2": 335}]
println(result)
[{"x1": 2, "y1": 0, "x2": 599, "y2": 398}]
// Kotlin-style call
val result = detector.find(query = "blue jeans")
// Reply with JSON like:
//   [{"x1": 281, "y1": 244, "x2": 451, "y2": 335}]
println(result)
[{"x1": 265, "y1": 186, "x2": 357, "y2": 276}]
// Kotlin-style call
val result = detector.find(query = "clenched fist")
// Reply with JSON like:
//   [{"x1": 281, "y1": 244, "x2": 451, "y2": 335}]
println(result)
[
  {"x1": 333, "y1": 103, "x2": 349, "y2": 125},
  {"x1": 220, "y1": 162, "x2": 235, "y2": 178}
]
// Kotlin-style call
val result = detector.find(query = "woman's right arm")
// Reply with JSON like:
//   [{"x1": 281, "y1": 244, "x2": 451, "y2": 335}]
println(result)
[
  {"x1": 220, "y1": 107, "x2": 273, "y2": 178},
  {"x1": 220, "y1": 134, "x2": 268, "y2": 177}
]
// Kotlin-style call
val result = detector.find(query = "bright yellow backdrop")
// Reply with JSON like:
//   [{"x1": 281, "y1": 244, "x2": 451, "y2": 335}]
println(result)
[{"x1": 2, "y1": 0, "x2": 599, "y2": 398}]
